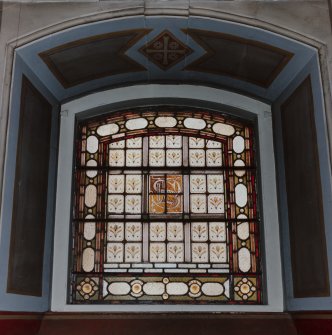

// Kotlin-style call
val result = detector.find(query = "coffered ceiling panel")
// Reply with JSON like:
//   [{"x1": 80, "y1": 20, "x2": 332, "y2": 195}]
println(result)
[
  {"x1": 17, "y1": 16, "x2": 316, "y2": 102},
  {"x1": 184, "y1": 29, "x2": 293, "y2": 88},
  {"x1": 39, "y1": 30, "x2": 150, "y2": 88}
]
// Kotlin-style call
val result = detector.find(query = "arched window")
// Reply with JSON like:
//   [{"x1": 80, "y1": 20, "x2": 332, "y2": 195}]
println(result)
[{"x1": 71, "y1": 107, "x2": 261, "y2": 304}]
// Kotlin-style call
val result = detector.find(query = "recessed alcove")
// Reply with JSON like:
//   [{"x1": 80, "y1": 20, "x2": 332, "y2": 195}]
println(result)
[{"x1": 0, "y1": 12, "x2": 331, "y2": 323}]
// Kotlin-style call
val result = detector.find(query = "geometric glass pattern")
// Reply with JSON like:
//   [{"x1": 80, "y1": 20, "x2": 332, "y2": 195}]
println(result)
[{"x1": 71, "y1": 107, "x2": 261, "y2": 304}]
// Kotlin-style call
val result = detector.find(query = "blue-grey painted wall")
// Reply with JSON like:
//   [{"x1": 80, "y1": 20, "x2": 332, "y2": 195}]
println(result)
[
  {"x1": 0, "y1": 53, "x2": 59, "y2": 312},
  {"x1": 273, "y1": 54, "x2": 332, "y2": 311}
]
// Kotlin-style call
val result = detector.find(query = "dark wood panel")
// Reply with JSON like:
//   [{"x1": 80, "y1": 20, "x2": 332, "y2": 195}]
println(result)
[
  {"x1": 281, "y1": 76, "x2": 330, "y2": 298},
  {"x1": 184, "y1": 29, "x2": 293, "y2": 88},
  {"x1": 39, "y1": 30, "x2": 150, "y2": 88},
  {"x1": 7, "y1": 76, "x2": 52, "y2": 296}
]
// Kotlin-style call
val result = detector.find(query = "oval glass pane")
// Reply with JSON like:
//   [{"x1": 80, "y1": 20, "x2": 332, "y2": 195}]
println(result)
[
  {"x1": 233, "y1": 136, "x2": 245, "y2": 154},
  {"x1": 238, "y1": 247, "x2": 251, "y2": 272},
  {"x1": 84, "y1": 185, "x2": 97, "y2": 208},
  {"x1": 234, "y1": 159, "x2": 246, "y2": 177},
  {"x1": 96, "y1": 123, "x2": 119, "y2": 136},
  {"x1": 84, "y1": 222, "x2": 96, "y2": 241},
  {"x1": 86, "y1": 135, "x2": 98, "y2": 153},
  {"x1": 143, "y1": 282, "x2": 165, "y2": 295},
  {"x1": 155, "y1": 116, "x2": 177, "y2": 128},
  {"x1": 235, "y1": 184, "x2": 247, "y2": 207},
  {"x1": 212, "y1": 123, "x2": 235, "y2": 136},
  {"x1": 183, "y1": 117, "x2": 206, "y2": 130},
  {"x1": 108, "y1": 282, "x2": 131, "y2": 295},
  {"x1": 86, "y1": 159, "x2": 98, "y2": 178},
  {"x1": 82, "y1": 247, "x2": 95, "y2": 272},
  {"x1": 166, "y1": 282, "x2": 188, "y2": 295},
  {"x1": 237, "y1": 222, "x2": 249, "y2": 240},
  {"x1": 126, "y1": 118, "x2": 148, "y2": 130},
  {"x1": 201, "y1": 282, "x2": 224, "y2": 296}
]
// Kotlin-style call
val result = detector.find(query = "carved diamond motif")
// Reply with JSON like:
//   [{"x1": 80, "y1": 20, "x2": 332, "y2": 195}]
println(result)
[{"x1": 140, "y1": 30, "x2": 193, "y2": 70}]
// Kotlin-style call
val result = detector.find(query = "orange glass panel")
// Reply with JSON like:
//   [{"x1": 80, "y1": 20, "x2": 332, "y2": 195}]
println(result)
[
  {"x1": 166, "y1": 175, "x2": 182, "y2": 193},
  {"x1": 149, "y1": 194, "x2": 166, "y2": 213},
  {"x1": 149, "y1": 175, "x2": 166, "y2": 193},
  {"x1": 167, "y1": 194, "x2": 183, "y2": 213}
]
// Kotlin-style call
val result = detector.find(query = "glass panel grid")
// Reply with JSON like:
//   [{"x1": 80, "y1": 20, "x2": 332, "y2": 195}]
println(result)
[{"x1": 71, "y1": 108, "x2": 261, "y2": 305}]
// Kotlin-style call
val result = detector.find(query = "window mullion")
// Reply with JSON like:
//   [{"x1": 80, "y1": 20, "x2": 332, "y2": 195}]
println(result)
[{"x1": 142, "y1": 137, "x2": 149, "y2": 262}]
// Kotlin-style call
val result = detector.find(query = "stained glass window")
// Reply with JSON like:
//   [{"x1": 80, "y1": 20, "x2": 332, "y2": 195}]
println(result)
[{"x1": 71, "y1": 108, "x2": 261, "y2": 304}]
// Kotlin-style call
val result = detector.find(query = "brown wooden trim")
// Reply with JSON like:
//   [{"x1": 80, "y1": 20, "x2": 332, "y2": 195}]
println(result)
[
  {"x1": 292, "y1": 312, "x2": 332, "y2": 320},
  {"x1": 39, "y1": 29, "x2": 151, "y2": 88},
  {"x1": 3, "y1": 311, "x2": 332, "y2": 320},
  {"x1": 183, "y1": 28, "x2": 293, "y2": 88},
  {"x1": 39, "y1": 312, "x2": 292, "y2": 320},
  {"x1": 0, "y1": 313, "x2": 43, "y2": 320}
]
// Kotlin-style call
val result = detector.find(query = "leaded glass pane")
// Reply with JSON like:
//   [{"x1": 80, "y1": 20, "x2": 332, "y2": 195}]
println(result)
[{"x1": 72, "y1": 107, "x2": 261, "y2": 304}]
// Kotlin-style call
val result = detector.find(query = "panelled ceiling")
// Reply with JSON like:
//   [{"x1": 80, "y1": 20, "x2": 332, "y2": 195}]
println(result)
[{"x1": 16, "y1": 16, "x2": 316, "y2": 102}]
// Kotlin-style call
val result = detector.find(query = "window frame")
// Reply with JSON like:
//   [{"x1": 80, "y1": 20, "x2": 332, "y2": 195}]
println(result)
[{"x1": 52, "y1": 84, "x2": 283, "y2": 312}]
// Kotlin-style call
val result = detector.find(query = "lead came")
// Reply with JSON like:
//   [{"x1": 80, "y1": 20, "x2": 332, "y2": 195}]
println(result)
[{"x1": 73, "y1": 109, "x2": 260, "y2": 304}]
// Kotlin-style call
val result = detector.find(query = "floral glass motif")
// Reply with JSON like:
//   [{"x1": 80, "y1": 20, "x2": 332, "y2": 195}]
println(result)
[{"x1": 72, "y1": 107, "x2": 261, "y2": 304}]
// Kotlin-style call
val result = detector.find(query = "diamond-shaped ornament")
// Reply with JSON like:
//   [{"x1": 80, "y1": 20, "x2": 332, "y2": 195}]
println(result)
[{"x1": 140, "y1": 30, "x2": 193, "y2": 70}]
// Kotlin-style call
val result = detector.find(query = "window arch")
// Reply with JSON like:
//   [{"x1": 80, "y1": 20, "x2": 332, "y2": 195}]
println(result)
[{"x1": 72, "y1": 107, "x2": 261, "y2": 304}]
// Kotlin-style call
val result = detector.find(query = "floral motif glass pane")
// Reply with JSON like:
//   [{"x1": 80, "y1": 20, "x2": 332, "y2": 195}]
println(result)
[
  {"x1": 149, "y1": 149, "x2": 165, "y2": 166},
  {"x1": 109, "y1": 149, "x2": 125, "y2": 166},
  {"x1": 126, "y1": 175, "x2": 142, "y2": 193},
  {"x1": 126, "y1": 149, "x2": 142, "y2": 167},
  {"x1": 166, "y1": 135, "x2": 182, "y2": 148}
]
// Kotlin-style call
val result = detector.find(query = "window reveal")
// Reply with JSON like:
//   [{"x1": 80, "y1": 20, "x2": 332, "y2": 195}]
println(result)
[{"x1": 72, "y1": 108, "x2": 261, "y2": 304}]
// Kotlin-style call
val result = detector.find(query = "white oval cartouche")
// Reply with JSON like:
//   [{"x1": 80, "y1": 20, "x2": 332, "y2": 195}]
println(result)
[
  {"x1": 125, "y1": 118, "x2": 148, "y2": 130},
  {"x1": 235, "y1": 184, "x2": 247, "y2": 207},
  {"x1": 233, "y1": 136, "x2": 245, "y2": 153},
  {"x1": 84, "y1": 185, "x2": 97, "y2": 208},
  {"x1": 212, "y1": 123, "x2": 235, "y2": 136},
  {"x1": 96, "y1": 123, "x2": 119, "y2": 136},
  {"x1": 86, "y1": 135, "x2": 99, "y2": 153},
  {"x1": 155, "y1": 116, "x2": 177, "y2": 128},
  {"x1": 82, "y1": 247, "x2": 95, "y2": 272},
  {"x1": 238, "y1": 247, "x2": 251, "y2": 272},
  {"x1": 183, "y1": 117, "x2": 206, "y2": 130}
]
